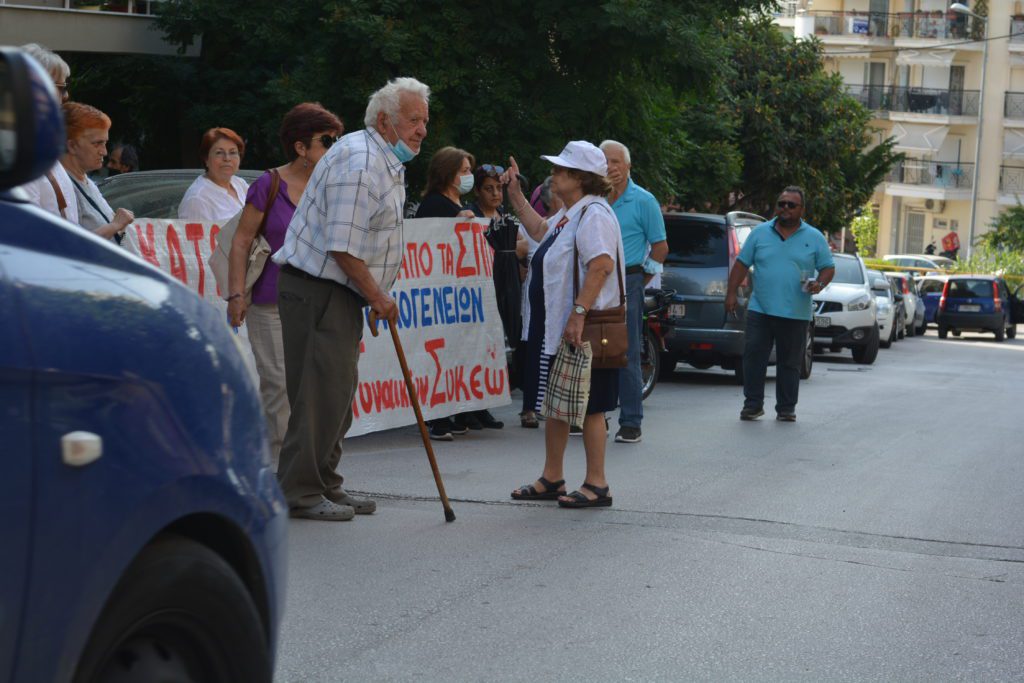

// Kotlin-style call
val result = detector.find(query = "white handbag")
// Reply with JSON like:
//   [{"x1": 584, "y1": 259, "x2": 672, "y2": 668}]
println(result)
[{"x1": 208, "y1": 169, "x2": 279, "y2": 302}]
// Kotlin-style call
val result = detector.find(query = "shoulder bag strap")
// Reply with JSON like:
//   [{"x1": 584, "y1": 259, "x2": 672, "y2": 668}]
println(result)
[
  {"x1": 67, "y1": 175, "x2": 113, "y2": 224},
  {"x1": 45, "y1": 171, "x2": 68, "y2": 219},
  {"x1": 573, "y1": 202, "x2": 625, "y2": 307},
  {"x1": 257, "y1": 169, "x2": 281, "y2": 237}
]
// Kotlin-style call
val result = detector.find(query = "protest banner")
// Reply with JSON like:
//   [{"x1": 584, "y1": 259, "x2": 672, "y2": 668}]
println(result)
[{"x1": 122, "y1": 217, "x2": 510, "y2": 437}]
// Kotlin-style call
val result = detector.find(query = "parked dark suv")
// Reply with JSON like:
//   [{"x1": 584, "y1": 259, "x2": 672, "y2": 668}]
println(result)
[{"x1": 658, "y1": 211, "x2": 813, "y2": 382}]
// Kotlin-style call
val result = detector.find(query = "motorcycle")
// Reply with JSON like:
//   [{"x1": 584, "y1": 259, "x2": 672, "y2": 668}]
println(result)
[{"x1": 640, "y1": 287, "x2": 676, "y2": 400}]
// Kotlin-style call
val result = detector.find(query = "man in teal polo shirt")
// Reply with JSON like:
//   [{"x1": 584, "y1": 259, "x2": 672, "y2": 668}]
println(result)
[
  {"x1": 725, "y1": 186, "x2": 835, "y2": 422},
  {"x1": 602, "y1": 140, "x2": 667, "y2": 444}
]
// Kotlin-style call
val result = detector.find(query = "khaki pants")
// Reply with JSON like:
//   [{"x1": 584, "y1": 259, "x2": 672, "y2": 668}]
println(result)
[
  {"x1": 245, "y1": 303, "x2": 289, "y2": 471},
  {"x1": 276, "y1": 269, "x2": 363, "y2": 509}
]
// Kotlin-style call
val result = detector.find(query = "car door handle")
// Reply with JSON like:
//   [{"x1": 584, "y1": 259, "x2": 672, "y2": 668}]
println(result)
[{"x1": 61, "y1": 431, "x2": 103, "y2": 467}]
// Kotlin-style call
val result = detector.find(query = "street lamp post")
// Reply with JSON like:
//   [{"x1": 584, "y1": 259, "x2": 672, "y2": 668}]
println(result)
[{"x1": 951, "y1": 2, "x2": 987, "y2": 259}]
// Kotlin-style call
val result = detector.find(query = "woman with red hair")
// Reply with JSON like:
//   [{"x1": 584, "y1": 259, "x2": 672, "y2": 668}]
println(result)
[
  {"x1": 178, "y1": 127, "x2": 249, "y2": 221},
  {"x1": 22, "y1": 101, "x2": 134, "y2": 240}
]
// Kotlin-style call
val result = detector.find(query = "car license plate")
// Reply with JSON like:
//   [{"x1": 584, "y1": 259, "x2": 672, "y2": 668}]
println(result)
[
  {"x1": 814, "y1": 316, "x2": 830, "y2": 328},
  {"x1": 669, "y1": 304, "x2": 686, "y2": 318},
  {"x1": 959, "y1": 304, "x2": 980, "y2": 312}
]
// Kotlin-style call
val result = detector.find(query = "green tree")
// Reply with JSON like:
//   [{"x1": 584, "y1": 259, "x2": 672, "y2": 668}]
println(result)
[
  {"x1": 716, "y1": 16, "x2": 900, "y2": 234},
  {"x1": 849, "y1": 204, "x2": 879, "y2": 257},
  {"x1": 981, "y1": 203, "x2": 1024, "y2": 252},
  {"x1": 147, "y1": 0, "x2": 771, "y2": 196}
]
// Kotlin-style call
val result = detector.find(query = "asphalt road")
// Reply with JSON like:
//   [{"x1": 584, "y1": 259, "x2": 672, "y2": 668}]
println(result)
[{"x1": 275, "y1": 326, "x2": 1024, "y2": 682}]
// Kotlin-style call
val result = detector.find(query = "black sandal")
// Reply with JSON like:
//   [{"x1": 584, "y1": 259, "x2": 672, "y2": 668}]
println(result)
[
  {"x1": 511, "y1": 476, "x2": 565, "y2": 500},
  {"x1": 557, "y1": 482, "x2": 612, "y2": 508}
]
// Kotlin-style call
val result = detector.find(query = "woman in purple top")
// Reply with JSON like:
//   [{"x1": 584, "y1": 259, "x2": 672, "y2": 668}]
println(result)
[{"x1": 227, "y1": 102, "x2": 343, "y2": 468}]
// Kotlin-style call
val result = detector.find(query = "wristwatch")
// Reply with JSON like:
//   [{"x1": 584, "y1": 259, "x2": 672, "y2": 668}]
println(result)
[{"x1": 573, "y1": 304, "x2": 587, "y2": 315}]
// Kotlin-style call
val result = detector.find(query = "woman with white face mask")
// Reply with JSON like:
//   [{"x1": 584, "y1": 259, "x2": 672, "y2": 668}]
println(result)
[{"x1": 413, "y1": 146, "x2": 504, "y2": 440}]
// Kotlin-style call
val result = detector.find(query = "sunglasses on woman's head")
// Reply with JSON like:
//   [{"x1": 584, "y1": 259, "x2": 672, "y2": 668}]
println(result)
[
  {"x1": 480, "y1": 164, "x2": 505, "y2": 175},
  {"x1": 777, "y1": 201, "x2": 800, "y2": 209}
]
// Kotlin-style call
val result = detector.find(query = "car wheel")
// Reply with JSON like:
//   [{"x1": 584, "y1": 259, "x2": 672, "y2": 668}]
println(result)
[
  {"x1": 799, "y1": 325, "x2": 813, "y2": 380},
  {"x1": 851, "y1": 327, "x2": 880, "y2": 364},
  {"x1": 917, "y1": 321, "x2": 927, "y2": 335},
  {"x1": 906, "y1": 317, "x2": 915, "y2": 337},
  {"x1": 952, "y1": 329, "x2": 961, "y2": 337},
  {"x1": 938, "y1": 324, "x2": 948, "y2": 339},
  {"x1": 880, "y1": 322, "x2": 894, "y2": 349},
  {"x1": 1008, "y1": 322, "x2": 1017, "y2": 340},
  {"x1": 641, "y1": 330, "x2": 659, "y2": 400},
  {"x1": 73, "y1": 535, "x2": 270, "y2": 683},
  {"x1": 995, "y1": 322, "x2": 1005, "y2": 342},
  {"x1": 897, "y1": 315, "x2": 906, "y2": 340}
]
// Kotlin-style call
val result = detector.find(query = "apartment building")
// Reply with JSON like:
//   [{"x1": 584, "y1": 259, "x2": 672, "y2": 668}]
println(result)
[
  {"x1": 775, "y1": 0, "x2": 1021, "y2": 257},
  {"x1": 0, "y1": 0, "x2": 198, "y2": 56}
]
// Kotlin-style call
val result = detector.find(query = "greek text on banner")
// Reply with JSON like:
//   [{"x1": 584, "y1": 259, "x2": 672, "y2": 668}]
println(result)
[{"x1": 120, "y1": 217, "x2": 511, "y2": 437}]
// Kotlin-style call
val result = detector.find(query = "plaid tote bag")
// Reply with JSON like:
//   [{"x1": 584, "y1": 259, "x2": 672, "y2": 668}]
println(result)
[{"x1": 541, "y1": 340, "x2": 593, "y2": 428}]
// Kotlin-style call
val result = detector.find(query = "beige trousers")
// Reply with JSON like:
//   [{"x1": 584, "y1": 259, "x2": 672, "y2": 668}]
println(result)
[{"x1": 246, "y1": 303, "x2": 290, "y2": 470}]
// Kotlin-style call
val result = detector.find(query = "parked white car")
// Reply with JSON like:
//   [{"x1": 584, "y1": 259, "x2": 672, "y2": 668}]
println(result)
[
  {"x1": 868, "y1": 269, "x2": 901, "y2": 348},
  {"x1": 812, "y1": 254, "x2": 879, "y2": 364},
  {"x1": 885, "y1": 271, "x2": 926, "y2": 336},
  {"x1": 882, "y1": 253, "x2": 956, "y2": 273}
]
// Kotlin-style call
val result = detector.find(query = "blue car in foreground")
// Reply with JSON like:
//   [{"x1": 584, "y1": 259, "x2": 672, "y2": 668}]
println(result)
[{"x1": 1, "y1": 47, "x2": 286, "y2": 682}]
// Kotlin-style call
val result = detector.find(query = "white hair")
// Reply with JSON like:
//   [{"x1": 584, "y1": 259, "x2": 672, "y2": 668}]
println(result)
[
  {"x1": 599, "y1": 139, "x2": 631, "y2": 165},
  {"x1": 21, "y1": 43, "x2": 70, "y2": 82},
  {"x1": 363, "y1": 77, "x2": 431, "y2": 129}
]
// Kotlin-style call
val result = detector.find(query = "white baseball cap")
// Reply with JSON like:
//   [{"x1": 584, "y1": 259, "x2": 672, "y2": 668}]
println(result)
[{"x1": 540, "y1": 140, "x2": 608, "y2": 177}]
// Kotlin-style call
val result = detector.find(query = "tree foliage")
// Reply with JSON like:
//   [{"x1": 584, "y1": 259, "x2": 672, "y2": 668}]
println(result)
[
  {"x1": 147, "y1": 0, "x2": 773, "y2": 197},
  {"x1": 66, "y1": 2, "x2": 897, "y2": 228},
  {"x1": 849, "y1": 204, "x2": 879, "y2": 257},
  {"x1": 981, "y1": 202, "x2": 1024, "y2": 253}
]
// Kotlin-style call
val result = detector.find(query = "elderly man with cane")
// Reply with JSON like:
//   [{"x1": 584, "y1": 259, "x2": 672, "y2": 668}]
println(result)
[{"x1": 272, "y1": 77, "x2": 430, "y2": 521}]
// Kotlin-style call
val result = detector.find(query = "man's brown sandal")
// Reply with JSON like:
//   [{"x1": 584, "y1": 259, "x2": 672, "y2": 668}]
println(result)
[{"x1": 511, "y1": 477, "x2": 565, "y2": 500}]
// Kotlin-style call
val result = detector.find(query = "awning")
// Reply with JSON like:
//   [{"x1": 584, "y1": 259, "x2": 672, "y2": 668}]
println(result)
[
  {"x1": 1003, "y1": 129, "x2": 1024, "y2": 158},
  {"x1": 890, "y1": 123, "x2": 950, "y2": 154},
  {"x1": 895, "y1": 50, "x2": 955, "y2": 67}
]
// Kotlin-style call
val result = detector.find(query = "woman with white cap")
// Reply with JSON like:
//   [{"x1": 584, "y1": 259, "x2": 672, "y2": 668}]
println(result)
[{"x1": 505, "y1": 141, "x2": 625, "y2": 508}]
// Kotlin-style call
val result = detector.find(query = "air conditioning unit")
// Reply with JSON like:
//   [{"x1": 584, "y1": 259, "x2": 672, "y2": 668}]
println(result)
[{"x1": 923, "y1": 199, "x2": 945, "y2": 212}]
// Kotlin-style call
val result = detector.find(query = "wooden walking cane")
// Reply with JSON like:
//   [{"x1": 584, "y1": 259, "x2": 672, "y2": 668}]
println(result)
[{"x1": 370, "y1": 312, "x2": 456, "y2": 522}]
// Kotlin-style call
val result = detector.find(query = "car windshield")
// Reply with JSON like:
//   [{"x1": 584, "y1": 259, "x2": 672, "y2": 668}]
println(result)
[
  {"x1": 931, "y1": 256, "x2": 956, "y2": 268},
  {"x1": 831, "y1": 257, "x2": 864, "y2": 284},
  {"x1": 947, "y1": 279, "x2": 993, "y2": 299},
  {"x1": 663, "y1": 218, "x2": 727, "y2": 267},
  {"x1": 918, "y1": 278, "x2": 945, "y2": 294}
]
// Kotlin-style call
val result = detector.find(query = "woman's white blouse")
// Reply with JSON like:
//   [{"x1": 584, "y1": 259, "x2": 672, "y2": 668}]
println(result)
[
  {"x1": 177, "y1": 174, "x2": 249, "y2": 222},
  {"x1": 522, "y1": 195, "x2": 626, "y2": 356}
]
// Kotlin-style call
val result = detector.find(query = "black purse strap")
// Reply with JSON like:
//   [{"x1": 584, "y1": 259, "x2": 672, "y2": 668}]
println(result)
[{"x1": 572, "y1": 202, "x2": 625, "y2": 308}]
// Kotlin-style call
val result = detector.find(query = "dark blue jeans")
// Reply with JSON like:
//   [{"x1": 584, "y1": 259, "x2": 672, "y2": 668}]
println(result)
[{"x1": 742, "y1": 310, "x2": 807, "y2": 415}]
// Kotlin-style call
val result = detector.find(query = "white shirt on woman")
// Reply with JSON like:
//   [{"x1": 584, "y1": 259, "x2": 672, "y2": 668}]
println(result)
[
  {"x1": 523, "y1": 195, "x2": 626, "y2": 356},
  {"x1": 178, "y1": 174, "x2": 249, "y2": 222},
  {"x1": 20, "y1": 161, "x2": 80, "y2": 224},
  {"x1": 69, "y1": 173, "x2": 116, "y2": 234}
]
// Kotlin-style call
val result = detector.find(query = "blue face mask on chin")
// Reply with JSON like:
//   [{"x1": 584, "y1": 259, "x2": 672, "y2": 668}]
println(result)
[{"x1": 388, "y1": 121, "x2": 417, "y2": 163}]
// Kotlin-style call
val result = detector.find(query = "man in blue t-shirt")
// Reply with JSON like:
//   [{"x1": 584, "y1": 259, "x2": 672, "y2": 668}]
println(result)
[
  {"x1": 725, "y1": 186, "x2": 835, "y2": 422},
  {"x1": 602, "y1": 140, "x2": 667, "y2": 444}
]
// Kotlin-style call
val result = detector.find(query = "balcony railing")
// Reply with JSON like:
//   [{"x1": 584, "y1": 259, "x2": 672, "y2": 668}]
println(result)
[
  {"x1": 887, "y1": 160, "x2": 974, "y2": 190},
  {"x1": 1011, "y1": 16, "x2": 1024, "y2": 44},
  {"x1": 808, "y1": 11, "x2": 975, "y2": 39},
  {"x1": 846, "y1": 84, "x2": 981, "y2": 117},
  {"x1": 773, "y1": 1, "x2": 799, "y2": 19},
  {"x1": 1006, "y1": 93, "x2": 1024, "y2": 119},
  {"x1": 809, "y1": 11, "x2": 897, "y2": 38},
  {"x1": 999, "y1": 166, "x2": 1024, "y2": 194}
]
